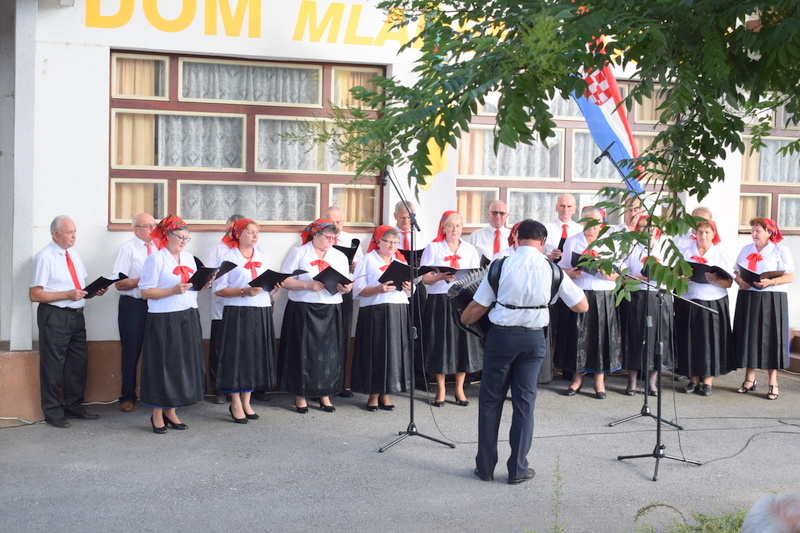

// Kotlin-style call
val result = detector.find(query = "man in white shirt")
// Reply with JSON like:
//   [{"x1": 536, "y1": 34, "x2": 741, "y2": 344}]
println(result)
[
  {"x1": 543, "y1": 193, "x2": 583, "y2": 264},
  {"x1": 205, "y1": 214, "x2": 245, "y2": 404},
  {"x1": 323, "y1": 206, "x2": 364, "y2": 397},
  {"x1": 30, "y1": 216, "x2": 108, "y2": 428},
  {"x1": 462, "y1": 219, "x2": 588, "y2": 484},
  {"x1": 111, "y1": 213, "x2": 156, "y2": 412},
  {"x1": 467, "y1": 200, "x2": 511, "y2": 261}
]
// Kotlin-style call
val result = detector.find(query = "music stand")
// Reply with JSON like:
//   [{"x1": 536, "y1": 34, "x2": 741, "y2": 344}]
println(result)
[{"x1": 378, "y1": 170, "x2": 455, "y2": 452}]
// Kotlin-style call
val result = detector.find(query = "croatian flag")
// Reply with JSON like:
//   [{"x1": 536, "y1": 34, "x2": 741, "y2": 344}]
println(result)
[{"x1": 572, "y1": 65, "x2": 643, "y2": 193}]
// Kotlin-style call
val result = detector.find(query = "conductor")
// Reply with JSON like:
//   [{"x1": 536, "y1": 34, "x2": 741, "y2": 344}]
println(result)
[{"x1": 461, "y1": 220, "x2": 588, "y2": 484}]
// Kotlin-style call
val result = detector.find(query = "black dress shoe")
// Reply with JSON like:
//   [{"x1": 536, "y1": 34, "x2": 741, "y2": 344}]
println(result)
[
  {"x1": 150, "y1": 416, "x2": 167, "y2": 434},
  {"x1": 46, "y1": 418, "x2": 71, "y2": 428},
  {"x1": 454, "y1": 395, "x2": 469, "y2": 407},
  {"x1": 564, "y1": 386, "x2": 582, "y2": 397},
  {"x1": 699, "y1": 384, "x2": 713, "y2": 396},
  {"x1": 508, "y1": 468, "x2": 536, "y2": 485},
  {"x1": 252, "y1": 391, "x2": 271, "y2": 402},
  {"x1": 430, "y1": 399, "x2": 445, "y2": 407},
  {"x1": 318, "y1": 399, "x2": 336, "y2": 412},
  {"x1": 212, "y1": 393, "x2": 227, "y2": 404},
  {"x1": 244, "y1": 412, "x2": 259, "y2": 420},
  {"x1": 64, "y1": 409, "x2": 99, "y2": 420},
  {"x1": 229, "y1": 405, "x2": 248, "y2": 424},
  {"x1": 366, "y1": 404, "x2": 379, "y2": 412},
  {"x1": 648, "y1": 389, "x2": 658, "y2": 397},
  {"x1": 378, "y1": 402, "x2": 395, "y2": 411},
  {"x1": 337, "y1": 390, "x2": 354, "y2": 398},
  {"x1": 473, "y1": 468, "x2": 493, "y2": 482},
  {"x1": 684, "y1": 382, "x2": 697, "y2": 394},
  {"x1": 163, "y1": 413, "x2": 188, "y2": 430},
  {"x1": 594, "y1": 391, "x2": 607, "y2": 400},
  {"x1": 295, "y1": 403, "x2": 309, "y2": 414}
]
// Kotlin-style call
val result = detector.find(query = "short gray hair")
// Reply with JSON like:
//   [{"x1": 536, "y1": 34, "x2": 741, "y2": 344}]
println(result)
[{"x1": 50, "y1": 215, "x2": 72, "y2": 234}]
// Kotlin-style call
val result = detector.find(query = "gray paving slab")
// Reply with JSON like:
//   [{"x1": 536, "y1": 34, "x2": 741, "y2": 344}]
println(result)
[{"x1": 2, "y1": 370, "x2": 799, "y2": 532}]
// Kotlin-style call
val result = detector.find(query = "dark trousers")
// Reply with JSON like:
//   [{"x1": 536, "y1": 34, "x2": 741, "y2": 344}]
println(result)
[
  {"x1": 340, "y1": 291, "x2": 353, "y2": 389},
  {"x1": 118, "y1": 296, "x2": 148, "y2": 402},
  {"x1": 38, "y1": 304, "x2": 89, "y2": 421},
  {"x1": 476, "y1": 326, "x2": 545, "y2": 480},
  {"x1": 209, "y1": 319, "x2": 223, "y2": 394}
]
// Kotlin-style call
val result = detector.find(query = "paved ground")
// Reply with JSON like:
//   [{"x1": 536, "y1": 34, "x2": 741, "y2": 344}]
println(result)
[{"x1": 2, "y1": 369, "x2": 799, "y2": 533}]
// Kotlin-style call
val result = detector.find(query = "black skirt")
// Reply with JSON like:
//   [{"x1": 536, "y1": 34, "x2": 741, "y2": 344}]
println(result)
[
  {"x1": 620, "y1": 290, "x2": 674, "y2": 371},
  {"x1": 554, "y1": 290, "x2": 622, "y2": 373},
  {"x1": 216, "y1": 306, "x2": 277, "y2": 393},
  {"x1": 674, "y1": 296, "x2": 735, "y2": 377},
  {"x1": 140, "y1": 308, "x2": 205, "y2": 408},
  {"x1": 350, "y1": 303, "x2": 412, "y2": 394},
  {"x1": 733, "y1": 290, "x2": 789, "y2": 370},
  {"x1": 421, "y1": 293, "x2": 484, "y2": 374},
  {"x1": 278, "y1": 300, "x2": 345, "y2": 397}
]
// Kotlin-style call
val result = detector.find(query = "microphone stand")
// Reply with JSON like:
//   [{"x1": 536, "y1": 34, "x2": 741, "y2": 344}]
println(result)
[
  {"x1": 593, "y1": 149, "x2": 704, "y2": 480},
  {"x1": 378, "y1": 169, "x2": 455, "y2": 452}
]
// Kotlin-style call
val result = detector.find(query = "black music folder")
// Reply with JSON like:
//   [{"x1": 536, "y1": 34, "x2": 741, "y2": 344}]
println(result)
[
  {"x1": 686, "y1": 262, "x2": 733, "y2": 284},
  {"x1": 398, "y1": 248, "x2": 425, "y2": 268},
  {"x1": 249, "y1": 269, "x2": 307, "y2": 291},
  {"x1": 738, "y1": 266, "x2": 783, "y2": 289},
  {"x1": 333, "y1": 238, "x2": 361, "y2": 263},
  {"x1": 377, "y1": 260, "x2": 412, "y2": 290},
  {"x1": 83, "y1": 273, "x2": 128, "y2": 299},
  {"x1": 313, "y1": 266, "x2": 352, "y2": 295},
  {"x1": 571, "y1": 252, "x2": 599, "y2": 276},
  {"x1": 188, "y1": 260, "x2": 237, "y2": 291}
]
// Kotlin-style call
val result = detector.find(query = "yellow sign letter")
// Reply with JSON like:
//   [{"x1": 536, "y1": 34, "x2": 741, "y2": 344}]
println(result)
[
  {"x1": 143, "y1": 0, "x2": 197, "y2": 33},
  {"x1": 293, "y1": 1, "x2": 345, "y2": 43},
  {"x1": 86, "y1": 0, "x2": 135, "y2": 29},
  {"x1": 205, "y1": 0, "x2": 261, "y2": 38}
]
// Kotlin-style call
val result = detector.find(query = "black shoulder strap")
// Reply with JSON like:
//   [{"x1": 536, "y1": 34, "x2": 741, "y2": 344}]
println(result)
[
  {"x1": 488, "y1": 256, "x2": 506, "y2": 296},
  {"x1": 548, "y1": 259, "x2": 564, "y2": 303}
]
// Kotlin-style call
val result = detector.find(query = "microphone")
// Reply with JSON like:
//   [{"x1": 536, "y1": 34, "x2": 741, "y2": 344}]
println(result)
[
  {"x1": 381, "y1": 171, "x2": 389, "y2": 187},
  {"x1": 594, "y1": 141, "x2": 616, "y2": 165}
]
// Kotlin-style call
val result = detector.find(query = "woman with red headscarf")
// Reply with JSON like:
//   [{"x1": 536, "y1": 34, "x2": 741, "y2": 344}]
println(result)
[
  {"x1": 619, "y1": 216, "x2": 674, "y2": 396},
  {"x1": 733, "y1": 218, "x2": 795, "y2": 400},
  {"x1": 419, "y1": 210, "x2": 482, "y2": 407},
  {"x1": 213, "y1": 219, "x2": 280, "y2": 423},
  {"x1": 555, "y1": 207, "x2": 621, "y2": 399},
  {"x1": 350, "y1": 226, "x2": 413, "y2": 411},
  {"x1": 675, "y1": 219, "x2": 735, "y2": 396},
  {"x1": 139, "y1": 216, "x2": 205, "y2": 434},
  {"x1": 279, "y1": 219, "x2": 352, "y2": 413}
]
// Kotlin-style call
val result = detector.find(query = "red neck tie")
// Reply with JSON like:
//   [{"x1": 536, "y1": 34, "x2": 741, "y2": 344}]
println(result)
[
  {"x1": 173, "y1": 265, "x2": 194, "y2": 283},
  {"x1": 310, "y1": 259, "x2": 329, "y2": 272},
  {"x1": 244, "y1": 261, "x2": 261, "y2": 280},
  {"x1": 379, "y1": 263, "x2": 391, "y2": 272},
  {"x1": 493, "y1": 229, "x2": 501, "y2": 255},
  {"x1": 443, "y1": 254, "x2": 461, "y2": 268},
  {"x1": 641, "y1": 256, "x2": 660, "y2": 263},
  {"x1": 691, "y1": 255, "x2": 708, "y2": 265},
  {"x1": 403, "y1": 231, "x2": 410, "y2": 250},
  {"x1": 746, "y1": 253, "x2": 762, "y2": 271},
  {"x1": 561, "y1": 224, "x2": 568, "y2": 240},
  {"x1": 145, "y1": 242, "x2": 154, "y2": 255},
  {"x1": 581, "y1": 249, "x2": 599, "y2": 258},
  {"x1": 65, "y1": 250, "x2": 82, "y2": 290}
]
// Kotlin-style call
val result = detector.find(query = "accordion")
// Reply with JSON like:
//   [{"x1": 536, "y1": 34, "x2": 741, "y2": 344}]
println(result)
[{"x1": 447, "y1": 268, "x2": 492, "y2": 341}]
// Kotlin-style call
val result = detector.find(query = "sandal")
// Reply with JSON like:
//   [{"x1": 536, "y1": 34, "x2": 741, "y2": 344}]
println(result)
[
  {"x1": 766, "y1": 385, "x2": 779, "y2": 401},
  {"x1": 737, "y1": 379, "x2": 757, "y2": 394}
]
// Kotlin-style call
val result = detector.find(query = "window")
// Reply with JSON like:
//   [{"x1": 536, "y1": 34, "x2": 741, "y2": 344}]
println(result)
[
  {"x1": 109, "y1": 52, "x2": 383, "y2": 227},
  {"x1": 456, "y1": 188, "x2": 499, "y2": 226}
]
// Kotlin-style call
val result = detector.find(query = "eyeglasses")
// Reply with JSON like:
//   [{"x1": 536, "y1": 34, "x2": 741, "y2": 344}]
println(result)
[
  {"x1": 135, "y1": 224, "x2": 156, "y2": 229},
  {"x1": 381, "y1": 239, "x2": 400, "y2": 246},
  {"x1": 316, "y1": 234, "x2": 337, "y2": 242},
  {"x1": 489, "y1": 211, "x2": 508, "y2": 216},
  {"x1": 169, "y1": 233, "x2": 191, "y2": 243}
]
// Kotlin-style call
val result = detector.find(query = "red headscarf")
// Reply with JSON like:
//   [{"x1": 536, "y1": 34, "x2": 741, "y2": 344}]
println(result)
[
  {"x1": 764, "y1": 218, "x2": 784, "y2": 244},
  {"x1": 300, "y1": 219, "x2": 337, "y2": 244},
  {"x1": 149, "y1": 215, "x2": 187, "y2": 250},
  {"x1": 508, "y1": 221, "x2": 521, "y2": 246},
  {"x1": 368, "y1": 225, "x2": 406, "y2": 262},
  {"x1": 221, "y1": 218, "x2": 255, "y2": 249},
  {"x1": 581, "y1": 205, "x2": 606, "y2": 222},
  {"x1": 432, "y1": 210, "x2": 459, "y2": 242}
]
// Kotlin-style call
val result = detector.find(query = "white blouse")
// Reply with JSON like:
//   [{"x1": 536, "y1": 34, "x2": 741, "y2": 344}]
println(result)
[
  {"x1": 281, "y1": 242, "x2": 350, "y2": 304},
  {"x1": 352, "y1": 250, "x2": 410, "y2": 307},
  {"x1": 213, "y1": 247, "x2": 272, "y2": 307},
  {"x1": 561, "y1": 232, "x2": 616, "y2": 291},
  {"x1": 734, "y1": 242, "x2": 794, "y2": 293},
  {"x1": 622, "y1": 241, "x2": 666, "y2": 290},
  {"x1": 679, "y1": 242, "x2": 733, "y2": 301},
  {"x1": 139, "y1": 249, "x2": 199, "y2": 313},
  {"x1": 419, "y1": 239, "x2": 481, "y2": 295}
]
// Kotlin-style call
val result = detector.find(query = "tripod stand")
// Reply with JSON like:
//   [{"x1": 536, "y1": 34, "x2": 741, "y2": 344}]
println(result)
[{"x1": 379, "y1": 170, "x2": 454, "y2": 452}]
